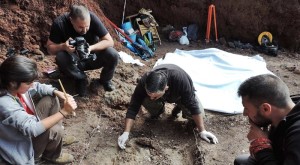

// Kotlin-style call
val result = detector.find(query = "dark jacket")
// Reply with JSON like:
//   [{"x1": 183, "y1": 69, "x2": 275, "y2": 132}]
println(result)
[
  {"x1": 126, "y1": 64, "x2": 201, "y2": 119},
  {"x1": 255, "y1": 102, "x2": 300, "y2": 165}
]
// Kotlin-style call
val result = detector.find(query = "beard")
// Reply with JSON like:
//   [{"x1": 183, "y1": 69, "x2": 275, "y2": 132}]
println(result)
[
  {"x1": 78, "y1": 31, "x2": 86, "y2": 35},
  {"x1": 252, "y1": 112, "x2": 271, "y2": 127}
]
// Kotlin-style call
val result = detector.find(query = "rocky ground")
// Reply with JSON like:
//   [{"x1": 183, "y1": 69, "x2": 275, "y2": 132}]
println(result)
[
  {"x1": 32, "y1": 40, "x2": 300, "y2": 165},
  {"x1": 1, "y1": 0, "x2": 300, "y2": 165}
]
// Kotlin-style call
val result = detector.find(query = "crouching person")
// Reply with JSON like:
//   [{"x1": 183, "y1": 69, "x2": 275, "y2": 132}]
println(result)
[
  {"x1": 234, "y1": 74, "x2": 300, "y2": 164},
  {"x1": 118, "y1": 64, "x2": 218, "y2": 149},
  {"x1": 0, "y1": 56, "x2": 77, "y2": 164}
]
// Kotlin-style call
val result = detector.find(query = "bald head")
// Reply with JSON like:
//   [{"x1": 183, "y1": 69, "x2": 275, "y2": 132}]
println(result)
[
  {"x1": 69, "y1": 5, "x2": 91, "y2": 35},
  {"x1": 69, "y1": 5, "x2": 90, "y2": 21}
]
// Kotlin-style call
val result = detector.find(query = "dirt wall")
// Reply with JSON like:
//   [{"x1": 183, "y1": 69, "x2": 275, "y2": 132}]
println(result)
[
  {"x1": 0, "y1": 0, "x2": 123, "y2": 53},
  {"x1": 0, "y1": 0, "x2": 299, "y2": 54},
  {"x1": 99, "y1": 0, "x2": 300, "y2": 52}
]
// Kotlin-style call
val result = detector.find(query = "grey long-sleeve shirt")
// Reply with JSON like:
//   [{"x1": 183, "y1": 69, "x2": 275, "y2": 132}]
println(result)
[
  {"x1": 126, "y1": 64, "x2": 201, "y2": 119},
  {"x1": 0, "y1": 82, "x2": 56, "y2": 164}
]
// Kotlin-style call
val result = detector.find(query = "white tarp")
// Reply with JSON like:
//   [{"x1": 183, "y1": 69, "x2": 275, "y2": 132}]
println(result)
[
  {"x1": 154, "y1": 48, "x2": 273, "y2": 114},
  {"x1": 118, "y1": 51, "x2": 145, "y2": 66}
]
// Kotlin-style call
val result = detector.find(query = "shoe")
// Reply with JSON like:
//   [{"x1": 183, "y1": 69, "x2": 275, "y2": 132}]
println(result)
[
  {"x1": 43, "y1": 153, "x2": 74, "y2": 164},
  {"x1": 62, "y1": 136, "x2": 77, "y2": 146},
  {"x1": 100, "y1": 81, "x2": 115, "y2": 92},
  {"x1": 171, "y1": 105, "x2": 182, "y2": 118}
]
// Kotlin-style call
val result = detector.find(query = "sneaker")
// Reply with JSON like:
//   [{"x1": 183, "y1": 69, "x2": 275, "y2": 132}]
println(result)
[
  {"x1": 62, "y1": 136, "x2": 77, "y2": 146},
  {"x1": 100, "y1": 81, "x2": 115, "y2": 92},
  {"x1": 171, "y1": 105, "x2": 182, "y2": 118},
  {"x1": 43, "y1": 153, "x2": 74, "y2": 164}
]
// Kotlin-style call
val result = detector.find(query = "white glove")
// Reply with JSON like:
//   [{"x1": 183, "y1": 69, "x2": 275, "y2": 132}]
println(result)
[
  {"x1": 200, "y1": 130, "x2": 219, "y2": 144},
  {"x1": 118, "y1": 132, "x2": 129, "y2": 149}
]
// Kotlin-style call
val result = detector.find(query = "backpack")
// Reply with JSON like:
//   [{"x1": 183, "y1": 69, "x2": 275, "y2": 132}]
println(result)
[{"x1": 187, "y1": 24, "x2": 199, "y2": 41}]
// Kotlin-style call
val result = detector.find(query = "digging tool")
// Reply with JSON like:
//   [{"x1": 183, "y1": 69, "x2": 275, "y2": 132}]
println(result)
[
  {"x1": 104, "y1": 16, "x2": 154, "y2": 60},
  {"x1": 58, "y1": 79, "x2": 76, "y2": 116},
  {"x1": 121, "y1": 0, "x2": 127, "y2": 24}
]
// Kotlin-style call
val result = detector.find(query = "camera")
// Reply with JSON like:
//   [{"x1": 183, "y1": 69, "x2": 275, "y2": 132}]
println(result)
[{"x1": 69, "y1": 37, "x2": 97, "y2": 62}]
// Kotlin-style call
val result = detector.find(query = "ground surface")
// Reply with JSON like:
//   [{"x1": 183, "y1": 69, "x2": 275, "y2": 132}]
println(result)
[
  {"x1": 1, "y1": 1, "x2": 300, "y2": 165},
  {"x1": 36, "y1": 41, "x2": 300, "y2": 165}
]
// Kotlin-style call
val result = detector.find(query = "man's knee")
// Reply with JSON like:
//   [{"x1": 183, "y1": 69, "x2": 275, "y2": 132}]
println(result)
[
  {"x1": 234, "y1": 154, "x2": 255, "y2": 165},
  {"x1": 101, "y1": 47, "x2": 119, "y2": 66},
  {"x1": 110, "y1": 48, "x2": 119, "y2": 65},
  {"x1": 56, "y1": 51, "x2": 72, "y2": 67},
  {"x1": 56, "y1": 51, "x2": 86, "y2": 79}
]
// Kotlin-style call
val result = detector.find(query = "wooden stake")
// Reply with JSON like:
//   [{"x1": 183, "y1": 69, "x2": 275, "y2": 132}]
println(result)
[{"x1": 58, "y1": 79, "x2": 76, "y2": 116}]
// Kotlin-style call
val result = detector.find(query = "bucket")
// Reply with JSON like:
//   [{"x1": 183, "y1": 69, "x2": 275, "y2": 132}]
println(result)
[
  {"x1": 129, "y1": 33, "x2": 137, "y2": 42},
  {"x1": 121, "y1": 22, "x2": 134, "y2": 34}
]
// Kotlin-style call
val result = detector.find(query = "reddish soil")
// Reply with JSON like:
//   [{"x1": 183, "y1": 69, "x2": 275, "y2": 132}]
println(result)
[{"x1": 0, "y1": 0, "x2": 300, "y2": 164}]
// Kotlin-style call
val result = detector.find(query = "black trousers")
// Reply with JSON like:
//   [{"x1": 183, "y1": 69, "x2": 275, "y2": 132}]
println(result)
[
  {"x1": 234, "y1": 154, "x2": 257, "y2": 165},
  {"x1": 56, "y1": 47, "x2": 119, "y2": 83}
]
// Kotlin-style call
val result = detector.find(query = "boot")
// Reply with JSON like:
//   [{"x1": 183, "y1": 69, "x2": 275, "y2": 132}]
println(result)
[
  {"x1": 62, "y1": 136, "x2": 77, "y2": 146},
  {"x1": 43, "y1": 153, "x2": 74, "y2": 164},
  {"x1": 99, "y1": 80, "x2": 115, "y2": 92}
]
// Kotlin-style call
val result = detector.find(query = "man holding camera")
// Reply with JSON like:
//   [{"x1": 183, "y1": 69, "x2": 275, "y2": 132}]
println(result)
[{"x1": 46, "y1": 4, "x2": 119, "y2": 96}]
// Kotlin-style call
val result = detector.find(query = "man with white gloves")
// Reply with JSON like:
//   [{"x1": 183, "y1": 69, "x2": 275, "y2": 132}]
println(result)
[{"x1": 118, "y1": 64, "x2": 218, "y2": 149}]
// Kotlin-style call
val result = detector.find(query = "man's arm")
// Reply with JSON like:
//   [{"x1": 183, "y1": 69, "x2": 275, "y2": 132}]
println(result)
[
  {"x1": 118, "y1": 118, "x2": 134, "y2": 149},
  {"x1": 192, "y1": 114, "x2": 205, "y2": 132},
  {"x1": 124, "y1": 118, "x2": 134, "y2": 132},
  {"x1": 118, "y1": 77, "x2": 147, "y2": 149},
  {"x1": 89, "y1": 33, "x2": 114, "y2": 52},
  {"x1": 192, "y1": 110, "x2": 218, "y2": 144},
  {"x1": 46, "y1": 38, "x2": 75, "y2": 55}
]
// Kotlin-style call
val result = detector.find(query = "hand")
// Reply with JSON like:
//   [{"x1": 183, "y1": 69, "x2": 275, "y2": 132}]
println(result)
[
  {"x1": 64, "y1": 38, "x2": 75, "y2": 53},
  {"x1": 61, "y1": 96, "x2": 77, "y2": 116},
  {"x1": 200, "y1": 130, "x2": 219, "y2": 144},
  {"x1": 87, "y1": 45, "x2": 92, "y2": 55},
  {"x1": 247, "y1": 121, "x2": 268, "y2": 142},
  {"x1": 118, "y1": 132, "x2": 129, "y2": 149}
]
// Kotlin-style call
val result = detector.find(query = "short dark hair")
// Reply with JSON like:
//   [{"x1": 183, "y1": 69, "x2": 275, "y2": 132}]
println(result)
[
  {"x1": 0, "y1": 55, "x2": 38, "y2": 96},
  {"x1": 145, "y1": 71, "x2": 167, "y2": 93},
  {"x1": 238, "y1": 74, "x2": 290, "y2": 108},
  {"x1": 69, "y1": 4, "x2": 90, "y2": 20}
]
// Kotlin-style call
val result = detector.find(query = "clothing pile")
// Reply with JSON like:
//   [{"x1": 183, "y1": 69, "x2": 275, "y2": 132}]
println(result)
[{"x1": 119, "y1": 8, "x2": 161, "y2": 60}]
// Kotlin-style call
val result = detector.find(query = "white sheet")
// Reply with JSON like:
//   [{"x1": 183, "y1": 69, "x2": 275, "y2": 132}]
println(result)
[
  {"x1": 119, "y1": 51, "x2": 145, "y2": 66},
  {"x1": 154, "y1": 48, "x2": 273, "y2": 114}
]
